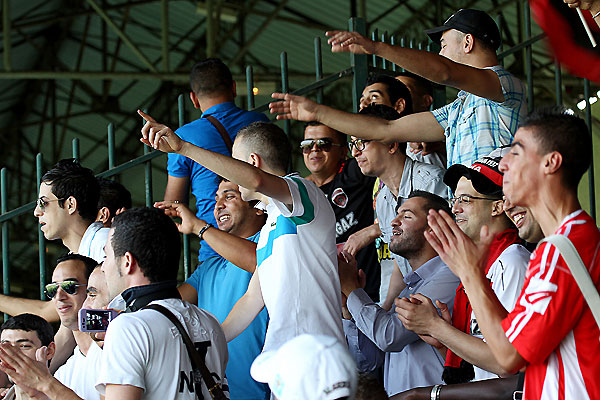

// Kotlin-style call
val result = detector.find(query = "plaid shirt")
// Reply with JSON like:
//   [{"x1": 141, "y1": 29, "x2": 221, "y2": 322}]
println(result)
[{"x1": 432, "y1": 66, "x2": 527, "y2": 168}]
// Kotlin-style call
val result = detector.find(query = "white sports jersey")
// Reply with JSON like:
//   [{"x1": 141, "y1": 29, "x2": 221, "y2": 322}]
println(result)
[
  {"x1": 257, "y1": 175, "x2": 344, "y2": 351},
  {"x1": 78, "y1": 222, "x2": 109, "y2": 263},
  {"x1": 55, "y1": 343, "x2": 102, "y2": 400}
]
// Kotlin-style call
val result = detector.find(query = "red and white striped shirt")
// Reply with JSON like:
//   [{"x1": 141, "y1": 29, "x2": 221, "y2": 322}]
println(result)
[{"x1": 502, "y1": 210, "x2": 600, "y2": 400}]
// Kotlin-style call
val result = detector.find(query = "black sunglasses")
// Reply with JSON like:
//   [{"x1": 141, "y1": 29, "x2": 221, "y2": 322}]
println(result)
[
  {"x1": 299, "y1": 138, "x2": 345, "y2": 154},
  {"x1": 44, "y1": 281, "x2": 86, "y2": 299}
]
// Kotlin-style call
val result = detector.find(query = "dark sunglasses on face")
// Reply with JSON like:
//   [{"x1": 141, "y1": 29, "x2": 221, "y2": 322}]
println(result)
[
  {"x1": 36, "y1": 197, "x2": 65, "y2": 212},
  {"x1": 299, "y1": 138, "x2": 345, "y2": 154},
  {"x1": 44, "y1": 280, "x2": 86, "y2": 299}
]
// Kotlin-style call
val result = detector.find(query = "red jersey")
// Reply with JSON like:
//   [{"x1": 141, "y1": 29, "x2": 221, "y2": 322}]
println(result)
[{"x1": 501, "y1": 210, "x2": 600, "y2": 400}]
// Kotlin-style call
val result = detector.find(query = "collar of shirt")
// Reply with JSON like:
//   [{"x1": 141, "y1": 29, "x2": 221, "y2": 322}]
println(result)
[
  {"x1": 402, "y1": 256, "x2": 444, "y2": 287},
  {"x1": 201, "y1": 101, "x2": 237, "y2": 117},
  {"x1": 121, "y1": 280, "x2": 181, "y2": 312}
]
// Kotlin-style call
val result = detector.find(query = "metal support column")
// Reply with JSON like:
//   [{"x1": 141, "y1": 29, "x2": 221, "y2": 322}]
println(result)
[
  {"x1": 36, "y1": 154, "x2": 46, "y2": 300},
  {"x1": 178, "y1": 94, "x2": 191, "y2": 279},
  {"x1": 349, "y1": 18, "x2": 368, "y2": 113}
]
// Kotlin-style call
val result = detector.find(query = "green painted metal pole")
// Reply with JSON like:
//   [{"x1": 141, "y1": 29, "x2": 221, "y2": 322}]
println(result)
[
  {"x1": 523, "y1": 3, "x2": 534, "y2": 112},
  {"x1": 161, "y1": 0, "x2": 169, "y2": 73},
  {"x1": 108, "y1": 123, "x2": 115, "y2": 169},
  {"x1": 400, "y1": 37, "x2": 406, "y2": 73},
  {"x1": 246, "y1": 66, "x2": 255, "y2": 111},
  {"x1": 350, "y1": 18, "x2": 368, "y2": 113},
  {"x1": 280, "y1": 52, "x2": 290, "y2": 135},
  {"x1": 554, "y1": 60, "x2": 562, "y2": 105},
  {"x1": 36, "y1": 154, "x2": 46, "y2": 300},
  {"x1": 314, "y1": 37, "x2": 324, "y2": 104},
  {"x1": 1, "y1": 168, "x2": 9, "y2": 317},
  {"x1": 381, "y1": 32, "x2": 388, "y2": 70},
  {"x1": 141, "y1": 109, "x2": 153, "y2": 207},
  {"x1": 583, "y1": 79, "x2": 596, "y2": 220},
  {"x1": 496, "y1": 15, "x2": 504, "y2": 68},
  {"x1": 178, "y1": 94, "x2": 191, "y2": 279},
  {"x1": 371, "y1": 29, "x2": 378, "y2": 68},
  {"x1": 72, "y1": 138, "x2": 80, "y2": 161},
  {"x1": 391, "y1": 35, "x2": 396, "y2": 72}
]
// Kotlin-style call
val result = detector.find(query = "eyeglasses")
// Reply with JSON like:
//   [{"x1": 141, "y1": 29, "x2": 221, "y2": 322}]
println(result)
[
  {"x1": 348, "y1": 138, "x2": 371, "y2": 152},
  {"x1": 44, "y1": 281, "x2": 86, "y2": 299},
  {"x1": 299, "y1": 138, "x2": 345, "y2": 154},
  {"x1": 36, "y1": 197, "x2": 65, "y2": 212},
  {"x1": 450, "y1": 194, "x2": 500, "y2": 206}
]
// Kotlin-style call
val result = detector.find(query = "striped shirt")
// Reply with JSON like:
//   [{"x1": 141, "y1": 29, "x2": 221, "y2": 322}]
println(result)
[
  {"x1": 432, "y1": 65, "x2": 527, "y2": 168},
  {"x1": 502, "y1": 210, "x2": 600, "y2": 399}
]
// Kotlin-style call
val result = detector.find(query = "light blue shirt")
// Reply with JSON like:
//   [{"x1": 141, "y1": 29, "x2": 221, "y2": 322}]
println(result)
[
  {"x1": 344, "y1": 256, "x2": 460, "y2": 396},
  {"x1": 186, "y1": 232, "x2": 269, "y2": 400}
]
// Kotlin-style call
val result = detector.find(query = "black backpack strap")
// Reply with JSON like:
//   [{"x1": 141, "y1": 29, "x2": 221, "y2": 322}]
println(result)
[
  {"x1": 205, "y1": 115, "x2": 233, "y2": 155},
  {"x1": 144, "y1": 303, "x2": 227, "y2": 400}
]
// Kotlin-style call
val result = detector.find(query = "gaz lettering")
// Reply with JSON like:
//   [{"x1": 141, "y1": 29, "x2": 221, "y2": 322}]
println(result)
[{"x1": 336, "y1": 212, "x2": 358, "y2": 237}]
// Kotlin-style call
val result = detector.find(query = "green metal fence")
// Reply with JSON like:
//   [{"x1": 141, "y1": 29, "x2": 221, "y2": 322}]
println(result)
[{"x1": 0, "y1": 16, "x2": 597, "y2": 304}]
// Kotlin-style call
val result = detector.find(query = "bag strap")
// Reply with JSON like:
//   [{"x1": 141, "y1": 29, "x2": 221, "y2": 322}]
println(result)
[
  {"x1": 205, "y1": 115, "x2": 233, "y2": 154},
  {"x1": 540, "y1": 234, "x2": 600, "y2": 340},
  {"x1": 143, "y1": 304, "x2": 227, "y2": 400}
]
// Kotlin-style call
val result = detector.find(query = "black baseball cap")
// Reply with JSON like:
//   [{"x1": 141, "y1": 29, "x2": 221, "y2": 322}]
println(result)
[
  {"x1": 444, "y1": 148, "x2": 509, "y2": 197},
  {"x1": 425, "y1": 9, "x2": 501, "y2": 51}
]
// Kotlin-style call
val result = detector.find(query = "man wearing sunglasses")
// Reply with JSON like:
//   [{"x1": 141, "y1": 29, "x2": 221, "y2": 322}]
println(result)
[
  {"x1": 301, "y1": 122, "x2": 380, "y2": 302},
  {"x1": 395, "y1": 148, "x2": 529, "y2": 385}
]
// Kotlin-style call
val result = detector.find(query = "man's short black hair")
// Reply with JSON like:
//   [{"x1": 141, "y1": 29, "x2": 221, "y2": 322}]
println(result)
[
  {"x1": 364, "y1": 74, "x2": 413, "y2": 116},
  {"x1": 520, "y1": 107, "x2": 592, "y2": 191},
  {"x1": 55, "y1": 253, "x2": 97, "y2": 280},
  {"x1": 395, "y1": 71, "x2": 434, "y2": 97},
  {"x1": 41, "y1": 159, "x2": 100, "y2": 223},
  {"x1": 236, "y1": 122, "x2": 291, "y2": 173},
  {"x1": 111, "y1": 208, "x2": 181, "y2": 283},
  {"x1": 408, "y1": 190, "x2": 452, "y2": 216},
  {"x1": 358, "y1": 104, "x2": 406, "y2": 153},
  {"x1": 304, "y1": 121, "x2": 346, "y2": 144},
  {"x1": 98, "y1": 178, "x2": 132, "y2": 215},
  {"x1": 190, "y1": 58, "x2": 234, "y2": 97},
  {"x1": 1, "y1": 313, "x2": 54, "y2": 347}
]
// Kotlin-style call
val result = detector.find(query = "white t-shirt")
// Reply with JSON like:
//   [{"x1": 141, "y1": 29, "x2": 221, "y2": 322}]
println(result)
[
  {"x1": 470, "y1": 243, "x2": 529, "y2": 381},
  {"x1": 54, "y1": 343, "x2": 102, "y2": 400},
  {"x1": 96, "y1": 298, "x2": 229, "y2": 399},
  {"x1": 78, "y1": 222, "x2": 109, "y2": 263},
  {"x1": 256, "y1": 175, "x2": 344, "y2": 351}
]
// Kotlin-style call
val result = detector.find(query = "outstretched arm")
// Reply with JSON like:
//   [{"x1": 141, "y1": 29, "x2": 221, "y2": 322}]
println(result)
[
  {"x1": 269, "y1": 94, "x2": 443, "y2": 143},
  {"x1": 0, "y1": 295, "x2": 58, "y2": 322},
  {"x1": 221, "y1": 271, "x2": 265, "y2": 342},
  {"x1": 155, "y1": 201, "x2": 257, "y2": 273},
  {"x1": 326, "y1": 31, "x2": 504, "y2": 102},
  {"x1": 138, "y1": 110, "x2": 292, "y2": 206}
]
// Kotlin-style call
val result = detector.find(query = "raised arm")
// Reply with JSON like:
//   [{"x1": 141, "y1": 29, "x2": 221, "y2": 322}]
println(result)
[
  {"x1": 269, "y1": 93, "x2": 443, "y2": 143},
  {"x1": 221, "y1": 271, "x2": 265, "y2": 342},
  {"x1": 138, "y1": 110, "x2": 292, "y2": 205},
  {"x1": 155, "y1": 201, "x2": 257, "y2": 273},
  {"x1": 0, "y1": 295, "x2": 58, "y2": 321},
  {"x1": 326, "y1": 31, "x2": 504, "y2": 102}
]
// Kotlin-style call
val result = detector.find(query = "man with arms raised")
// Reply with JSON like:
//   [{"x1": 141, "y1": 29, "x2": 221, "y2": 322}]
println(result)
[
  {"x1": 139, "y1": 114, "x2": 344, "y2": 351},
  {"x1": 270, "y1": 9, "x2": 526, "y2": 169},
  {"x1": 424, "y1": 108, "x2": 599, "y2": 399}
]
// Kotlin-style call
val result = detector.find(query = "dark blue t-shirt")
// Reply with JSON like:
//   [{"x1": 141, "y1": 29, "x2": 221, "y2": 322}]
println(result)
[
  {"x1": 168, "y1": 102, "x2": 269, "y2": 261},
  {"x1": 186, "y1": 232, "x2": 269, "y2": 399}
]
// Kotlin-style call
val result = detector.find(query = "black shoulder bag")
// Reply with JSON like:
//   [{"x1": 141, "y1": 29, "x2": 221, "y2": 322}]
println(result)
[
  {"x1": 144, "y1": 303, "x2": 227, "y2": 400},
  {"x1": 205, "y1": 115, "x2": 233, "y2": 155}
]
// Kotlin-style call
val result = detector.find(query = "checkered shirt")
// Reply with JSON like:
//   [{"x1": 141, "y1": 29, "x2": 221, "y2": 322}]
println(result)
[{"x1": 432, "y1": 65, "x2": 527, "y2": 168}]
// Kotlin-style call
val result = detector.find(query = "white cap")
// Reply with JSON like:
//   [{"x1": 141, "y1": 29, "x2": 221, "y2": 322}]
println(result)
[{"x1": 250, "y1": 334, "x2": 357, "y2": 400}]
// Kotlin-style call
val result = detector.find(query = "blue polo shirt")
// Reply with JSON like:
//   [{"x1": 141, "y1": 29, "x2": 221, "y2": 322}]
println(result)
[
  {"x1": 167, "y1": 102, "x2": 269, "y2": 261},
  {"x1": 186, "y1": 232, "x2": 269, "y2": 400}
]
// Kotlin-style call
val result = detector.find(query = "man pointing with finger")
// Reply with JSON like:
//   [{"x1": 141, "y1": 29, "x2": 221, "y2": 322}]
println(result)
[{"x1": 270, "y1": 9, "x2": 527, "y2": 169}]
